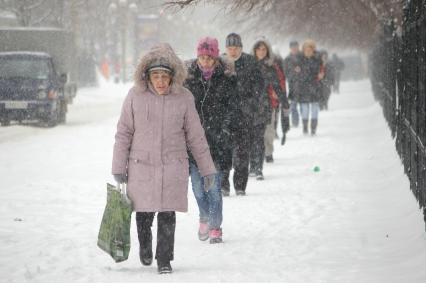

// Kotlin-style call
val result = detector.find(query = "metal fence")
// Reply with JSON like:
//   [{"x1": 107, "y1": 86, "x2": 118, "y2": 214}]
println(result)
[{"x1": 369, "y1": 0, "x2": 426, "y2": 227}]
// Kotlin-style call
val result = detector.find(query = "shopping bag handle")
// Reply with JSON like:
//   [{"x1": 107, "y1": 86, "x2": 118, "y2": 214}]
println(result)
[{"x1": 117, "y1": 182, "x2": 131, "y2": 205}]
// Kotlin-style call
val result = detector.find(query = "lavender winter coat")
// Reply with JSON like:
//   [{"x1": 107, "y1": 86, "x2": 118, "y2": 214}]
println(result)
[{"x1": 112, "y1": 44, "x2": 216, "y2": 212}]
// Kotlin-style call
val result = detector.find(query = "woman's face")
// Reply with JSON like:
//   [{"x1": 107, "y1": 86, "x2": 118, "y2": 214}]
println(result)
[
  {"x1": 149, "y1": 70, "x2": 172, "y2": 95},
  {"x1": 304, "y1": 46, "x2": 314, "y2": 58},
  {"x1": 255, "y1": 44, "x2": 268, "y2": 60},
  {"x1": 198, "y1": 55, "x2": 216, "y2": 69}
]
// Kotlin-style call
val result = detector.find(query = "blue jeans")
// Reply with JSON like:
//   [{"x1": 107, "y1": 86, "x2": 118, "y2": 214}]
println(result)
[
  {"x1": 290, "y1": 100, "x2": 299, "y2": 127},
  {"x1": 189, "y1": 163, "x2": 223, "y2": 229},
  {"x1": 300, "y1": 102, "x2": 320, "y2": 120}
]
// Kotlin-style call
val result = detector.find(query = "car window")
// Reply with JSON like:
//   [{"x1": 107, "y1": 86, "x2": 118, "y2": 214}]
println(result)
[{"x1": 0, "y1": 57, "x2": 51, "y2": 80}]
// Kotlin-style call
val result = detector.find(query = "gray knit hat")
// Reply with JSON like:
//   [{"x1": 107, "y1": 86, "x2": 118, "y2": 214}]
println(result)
[
  {"x1": 146, "y1": 57, "x2": 174, "y2": 75},
  {"x1": 226, "y1": 33, "x2": 243, "y2": 47}
]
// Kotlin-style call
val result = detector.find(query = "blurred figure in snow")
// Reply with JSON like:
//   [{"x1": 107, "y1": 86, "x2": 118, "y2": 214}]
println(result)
[
  {"x1": 283, "y1": 41, "x2": 302, "y2": 128},
  {"x1": 295, "y1": 39, "x2": 322, "y2": 135},
  {"x1": 318, "y1": 50, "x2": 335, "y2": 110},
  {"x1": 331, "y1": 53, "x2": 345, "y2": 94}
]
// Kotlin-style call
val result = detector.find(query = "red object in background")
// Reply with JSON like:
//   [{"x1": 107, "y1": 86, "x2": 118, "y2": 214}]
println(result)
[
  {"x1": 267, "y1": 85, "x2": 280, "y2": 109},
  {"x1": 318, "y1": 64, "x2": 326, "y2": 81},
  {"x1": 101, "y1": 59, "x2": 110, "y2": 81},
  {"x1": 273, "y1": 63, "x2": 286, "y2": 93},
  {"x1": 267, "y1": 63, "x2": 287, "y2": 109}
]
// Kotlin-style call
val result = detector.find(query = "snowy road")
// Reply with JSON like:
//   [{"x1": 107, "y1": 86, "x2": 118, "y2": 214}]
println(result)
[{"x1": 1, "y1": 80, "x2": 425, "y2": 283}]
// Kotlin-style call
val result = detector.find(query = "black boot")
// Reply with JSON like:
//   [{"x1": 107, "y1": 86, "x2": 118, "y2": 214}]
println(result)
[
  {"x1": 311, "y1": 119, "x2": 318, "y2": 136},
  {"x1": 136, "y1": 213, "x2": 153, "y2": 266},
  {"x1": 281, "y1": 134, "x2": 286, "y2": 146},
  {"x1": 157, "y1": 260, "x2": 173, "y2": 274},
  {"x1": 303, "y1": 120, "x2": 309, "y2": 135},
  {"x1": 221, "y1": 170, "x2": 230, "y2": 197},
  {"x1": 265, "y1": 155, "x2": 274, "y2": 163}
]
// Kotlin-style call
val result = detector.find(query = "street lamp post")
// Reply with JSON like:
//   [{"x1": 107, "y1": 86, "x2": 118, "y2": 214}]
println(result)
[{"x1": 109, "y1": 0, "x2": 138, "y2": 83}]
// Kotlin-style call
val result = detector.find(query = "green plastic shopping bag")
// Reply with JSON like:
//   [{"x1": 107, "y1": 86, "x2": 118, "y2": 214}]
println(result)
[{"x1": 97, "y1": 183, "x2": 132, "y2": 263}]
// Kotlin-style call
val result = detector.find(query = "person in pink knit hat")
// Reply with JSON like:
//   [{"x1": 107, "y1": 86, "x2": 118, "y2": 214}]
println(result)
[{"x1": 184, "y1": 37, "x2": 237, "y2": 244}]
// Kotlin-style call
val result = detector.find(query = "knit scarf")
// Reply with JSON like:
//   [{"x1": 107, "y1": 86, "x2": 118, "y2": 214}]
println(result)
[{"x1": 197, "y1": 63, "x2": 215, "y2": 81}]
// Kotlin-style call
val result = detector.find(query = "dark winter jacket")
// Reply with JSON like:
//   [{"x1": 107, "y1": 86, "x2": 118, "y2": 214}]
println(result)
[
  {"x1": 320, "y1": 62, "x2": 335, "y2": 96},
  {"x1": 273, "y1": 56, "x2": 289, "y2": 108},
  {"x1": 229, "y1": 52, "x2": 266, "y2": 127},
  {"x1": 252, "y1": 39, "x2": 288, "y2": 123},
  {"x1": 283, "y1": 53, "x2": 301, "y2": 101},
  {"x1": 294, "y1": 53, "x2": 322, "y2": 103},
  {"x1": 184, "y1": 58, "x2": 237, "y2": 171}
]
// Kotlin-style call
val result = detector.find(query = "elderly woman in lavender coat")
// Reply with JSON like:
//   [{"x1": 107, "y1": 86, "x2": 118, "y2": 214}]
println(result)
[{"x1": 111, "y1": 44, "x2": 217, "y2": 274}]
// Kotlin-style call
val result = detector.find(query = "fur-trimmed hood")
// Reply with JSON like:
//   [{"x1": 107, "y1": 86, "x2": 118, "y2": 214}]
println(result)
[
  {"x1": 252, "y1": 37, "x2": 275, "y2": 67},
  {"x1": 134, "y1": 43, "x2": 187, "y2": 92}
]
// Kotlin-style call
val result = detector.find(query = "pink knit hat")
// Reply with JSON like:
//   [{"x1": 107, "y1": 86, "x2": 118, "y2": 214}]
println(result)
[{"x1": 197, "y1": 37, "x2": 219, "y2": 59}]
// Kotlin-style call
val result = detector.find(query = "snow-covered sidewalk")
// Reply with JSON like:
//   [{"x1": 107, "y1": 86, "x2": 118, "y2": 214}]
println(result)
[{"x1": 1, "y1": 80, "x2": 425, "y2": 283}]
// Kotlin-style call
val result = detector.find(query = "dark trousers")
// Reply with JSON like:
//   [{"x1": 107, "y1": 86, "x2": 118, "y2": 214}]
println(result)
[
  {"x1": 281, "y1": 107, "x2": 290, "y2": 135},
  {"x1": 222, "y1": 125, "x2": 251, "y2": 193},
  {"x1": 136, "y1": 211, "x2": 176, "y2": 262},
  {"x1": 249, "y1": 123, "x2": 267, "y2": 173}
]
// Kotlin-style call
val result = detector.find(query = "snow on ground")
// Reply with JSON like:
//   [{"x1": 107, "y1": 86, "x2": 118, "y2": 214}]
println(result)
[{"x1": 0, "y1": 80, "x2": 425, "y2": 283}]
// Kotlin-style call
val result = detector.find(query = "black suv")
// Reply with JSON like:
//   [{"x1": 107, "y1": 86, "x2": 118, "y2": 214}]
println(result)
[{"x1": 0, "y1": 52, "x2": 69, "y2": 127}]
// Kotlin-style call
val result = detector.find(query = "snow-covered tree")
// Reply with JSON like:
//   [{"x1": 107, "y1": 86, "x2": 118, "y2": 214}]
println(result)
[{"x1": 165, "y1": 0, "x2": 403, "y2": 48}]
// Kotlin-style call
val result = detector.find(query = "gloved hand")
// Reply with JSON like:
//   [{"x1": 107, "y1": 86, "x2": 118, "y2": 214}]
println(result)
[
  {"x1": 113, "y1": 173, "x2": 127, "y2": 184},
  {"x1": 203, "y1": 174, "x2": 216, "y2": 192}
]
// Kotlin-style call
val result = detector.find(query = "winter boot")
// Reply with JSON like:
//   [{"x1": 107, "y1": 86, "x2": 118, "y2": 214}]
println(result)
[
  {"x1": 311, "y1": 119, "x2": 318, "y2": 136},
  {"x1": 222, "y1": 189, "x2": 230, "y2": 197},
  {"x1": 265, "y1": 155, "x2": 274, "y2": 163},
  {"x1": 136, "y1": 215, "x2": 153, "y2": 266},
  {"x1": 281, "y1": 134, "x2": 286, "y2": 146},
  {"x1": 198, "y1": 222, "x2": 209, "y2": 241},
  {"x1": 236, "y1": 190, "x2": 246, "y2": 196},
  {"x1": 249, "y1": 168, "x2": 256, "y2": 177},
  {"x1": 256, "y1": 171, "x2": 264, "y2": 181},
  {"x1": 209, "y1": 229, "x2": 223, "y2": 244},
  {"x1": 303, "y1": 120, "x2": 309, "y2": 135},
  {"x1": 157, "y1": 260, "x2": 173, "y2": 274}
]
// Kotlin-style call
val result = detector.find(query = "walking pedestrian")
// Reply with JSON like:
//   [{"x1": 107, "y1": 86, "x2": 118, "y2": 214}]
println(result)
[
  {"x1": 283, "y1": 41, "x2": 302, "y2": 129},
  {"x1": 295, "y1": 39, "x2": 322, "y2": 136},
  {"x1": 331, "y1": 53, "x2": 345, "y2": 94},
  {"x1": 318, "y1": 50, "x2": 335, "y2": 110},
  {"x1": 184, "y1": 37, "x2": 236, "y2": 243},
  {"x1": 273, "y1": 53, "x2": 291, "y2": 145},
  {"x1": 251, "y1": 38, "x2": 288, "y2": 168},
  {"x1": 221, "y1": 33, "x2": 264, "y2": 195},
  {"x1": 112, "y1": 44, "x2": 217, "y2": 274}
]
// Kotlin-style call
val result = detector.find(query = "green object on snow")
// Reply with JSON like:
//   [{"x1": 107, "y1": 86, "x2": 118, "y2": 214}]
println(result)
[
  {"x1": 313, "y1": 166, "x2": 321, "y2": 172},
  {"x1": 97, "y1": 183, "x2": 132, "y2": 263}
]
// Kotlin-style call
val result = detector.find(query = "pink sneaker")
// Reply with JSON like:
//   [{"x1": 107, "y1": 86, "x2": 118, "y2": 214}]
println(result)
[
  {"x1": 209, "y1": 228, "x2": 223, "y2": 244},
  {"x1": 198, "y1": 222, "x2": 209, "y2": 241}
]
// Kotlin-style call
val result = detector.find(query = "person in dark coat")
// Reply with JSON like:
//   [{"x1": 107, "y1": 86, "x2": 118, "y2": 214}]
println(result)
[
  {"x1": 318, "y1": 50, "x2": 335, "y2": 110},
  {"x1": 331, "y1": 53, "x2": 345, "y2": 93},
  {"x1": 221, "y1": 33, "x2": 265, "y2": 196},
  {"x1": 273, "y1": 53, "x2": 291, "y2": 145},
  {"x1": 283, "y1": 41, "x2": 302, "y2": 128},
  {"x1": 184, "y1": 37, "x2": 236, "y2": 243},
  {"x1": 294, "y1": 39, "x2": 322, "y2": 135},
  {"x1": 251, "y1": 38, "x2": 289, "y2": 171}
]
